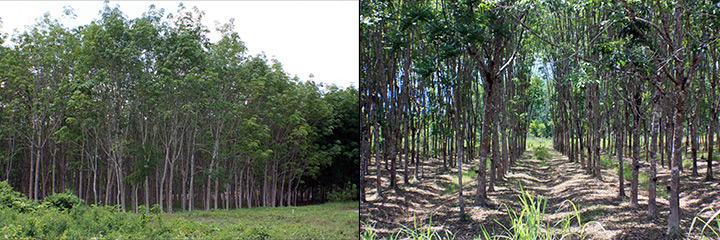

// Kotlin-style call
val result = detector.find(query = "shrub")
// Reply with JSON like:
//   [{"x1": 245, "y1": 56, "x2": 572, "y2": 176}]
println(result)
[
  {"x1": 42, "y1": 190, "x2": 84, "y2": 212},
  {"x1": 150, "y1": 203, "x2": 162, "y2": 214},
  {"x1": 328, "y1": 182, "x2": 358, "y2": 202},
  {"x1": 244, "y1": 226, "x2": 271, "y2": 240},
  {"x1": 534, "y1": 146, "x2": 551, "y2": 160},
  {"x1": 0, "y1": 181, "x2": 37, "y2": 213},
  {"x1": 37, "y1": 209, "x2": 73, "y2": 238}
]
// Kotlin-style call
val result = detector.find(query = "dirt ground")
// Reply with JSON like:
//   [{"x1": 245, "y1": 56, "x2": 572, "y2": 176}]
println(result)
[{"x1": 361, "y1": 147, "x2": 720, "y2": 239}]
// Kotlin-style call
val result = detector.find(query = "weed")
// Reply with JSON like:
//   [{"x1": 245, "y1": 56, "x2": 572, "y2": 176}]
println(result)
[
  {"x1": 479, "y1": 184, "x2": 598, "y2": 239},
  {"x1": 689, "y1": 207, "x2": 720, "y2": 239},
  {"x1": 393, "y1": 215, "x2": 455, "y2": 240},
  {"x1": 534, "y1": 146, "x2": 552, "y2": 160}
]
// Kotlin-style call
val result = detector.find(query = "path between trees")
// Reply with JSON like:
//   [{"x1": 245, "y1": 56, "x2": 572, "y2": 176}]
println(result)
[{"x1": 362, "y1": 147, "x2": 720, "y2": 239}]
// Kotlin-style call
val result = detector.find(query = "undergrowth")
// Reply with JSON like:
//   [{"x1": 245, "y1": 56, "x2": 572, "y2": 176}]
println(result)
[
  {"x1": 534, "y1": 146, "x2": 552, "y2": 161},
  {"x1": 361, "y1": 185, "x2": 597, "y2": 240},
  {"x1": 0, "y1": 181, "x2": 358, "y2": 239},
  {"x1": 599, "y1": 155, "x2": 668, "y2": 198}
]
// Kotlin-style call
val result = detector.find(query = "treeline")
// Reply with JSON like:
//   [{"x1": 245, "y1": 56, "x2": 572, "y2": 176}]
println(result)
[{"x1": 0, "y1": 4, "x2": 359, "y2": 213}]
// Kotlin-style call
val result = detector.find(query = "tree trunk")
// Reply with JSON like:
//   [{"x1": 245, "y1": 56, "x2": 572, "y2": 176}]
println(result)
[
  {"x1": 616, "y1": 121, "x2": 625, "y2": 198},
  {"x1": 648, "y1": 90, "x2": 661, "y2": 218},
  {"x1": 630, "y1": 90, "x2": 641, "y2": 208},
  {"x1": 691, "y1": 114, "x2": 699, "y2": 176},
  {"x1": 144, "y1": 176, "x2": 150, "y2": 214},
  {"x1": 668, "y1": 91, "x2": 686, "y2": 234}
]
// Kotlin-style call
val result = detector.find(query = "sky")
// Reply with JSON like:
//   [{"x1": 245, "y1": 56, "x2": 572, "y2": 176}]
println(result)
[{"x1": 0, "y1": 1, "x2": 358, "y2": 89}]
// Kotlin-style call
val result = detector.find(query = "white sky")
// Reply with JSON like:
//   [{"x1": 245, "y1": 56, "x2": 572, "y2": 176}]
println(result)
[{"x1": 0, "y1": 1, "x2": 358, "y2": 89}]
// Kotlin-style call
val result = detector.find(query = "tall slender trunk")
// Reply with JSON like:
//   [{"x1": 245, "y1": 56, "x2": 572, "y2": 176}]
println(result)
[
  {"x1": 630, "y1": 90, "x2": 641, "y2": 208},
  {"x1": 691, "y1": 114, "x2": 699, "y2": 176},
  {"x1": 167, "y1": 161, "x2": 174, "y2": 213},
  {"x1": 616, "y1": 121, "x2": 625, "y2": 198},
  {"x1": 648, "y1": 90, "x2": 661, "y2": 218},
  {"x1": 708, "y1": 119, "x2": 716, "y2": 181},
  {"x1": 106, "y1": 163, "x2": 114, "y2": 206},
  {"x1": 144, "y1": 176, "x2": 150, "y2": 214},
  {"x1": 453, "y1": 81, "x2": 465, "y2": 218},
  {"x1": 214, "y1": 177, "x2": 219, "y2": 209},
  {"x1": 373, "y1": 114, "x2": 382, "y2": 199},
  {"x1": 132, "y1": 185, "x2": 138, "y2": 213},
  {"x1": 475, "y1": 84, "x2": 491, "y2": 206},
  {"x1": 668, "y1": 90, "x2": 686, "y2": 234}
]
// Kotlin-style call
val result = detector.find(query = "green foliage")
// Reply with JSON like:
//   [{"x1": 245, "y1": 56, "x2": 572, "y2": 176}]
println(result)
[
  {"x1": 0, "y1": 185, "x2": 359, "y2": 239},
  {"x1": 361, "y1": 215, "x2": 454, "y2": 240},
  {"x1": 480, "y1": 185, "x2": 595, "y2": 239},
  {"x1": 599, "y1": 155, "x2": 667, "y2": 199},
  {"x1": 328, "y1": 182, "x2": 358, "y2": 202},
  {"x1": 0, "y1": 181, "x2": 37, "y2": 213},
  {"x1": 42, "y1": 190, "x2": 84, "y2": 212},
  {"x1": 529, "y1": 120, "x2": 554, "y2": 138},
  {"x1": 533, "y1": 146, "x2": 552, "y2": 160}
]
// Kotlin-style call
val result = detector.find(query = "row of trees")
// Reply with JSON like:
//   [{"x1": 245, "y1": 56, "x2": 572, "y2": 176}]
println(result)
[
  {"x1": 0, "y1": 4, "x2": 359, "y2": 213},
  {"x1": 360, "y1": 0, "x2": 543, "y2": 217},
  {"x1": 542, "y1": 1, "x2": 719, "y2": 234},
  {"x1": 361, "y1": 0, "x2": 719, "y2": 235}
]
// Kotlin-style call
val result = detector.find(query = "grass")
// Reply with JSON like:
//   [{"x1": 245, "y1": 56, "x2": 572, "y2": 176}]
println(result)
[
  {"x1": 689, "y1": 207, "x2": 720, "y2": 239},
  {"x1": 160, "y1": 201, "x2": 359, "y2": 239},
  {"x1": 481, "y1": 185, "x2": 597, "y2": 240},
  {"x1": 361, "y1": 215, "x2": 454, "y2": 240},
  {"x1": 0, "y1": 201, "x2": 359, "y2": 239},
  {"x1": 443, "y1": 166, "x2": 478, "y2": 196},
  {"x1": 599, "y1": 154, "x2": 668, "y2": 199},
  {"x1": 527, "y1": 137, "x2": 552, "y2": 150},
  {"x1": 534, "y1": 146, "x2": 552, "y2": 161},
  {"x1": 0, "y1": 180, "x2": 359, "y2": 240}
]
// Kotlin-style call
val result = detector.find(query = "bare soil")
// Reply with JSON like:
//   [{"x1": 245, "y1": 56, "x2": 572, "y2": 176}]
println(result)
[{"x1": 361, "y1": 147, "x2": 720, "y2": 239}]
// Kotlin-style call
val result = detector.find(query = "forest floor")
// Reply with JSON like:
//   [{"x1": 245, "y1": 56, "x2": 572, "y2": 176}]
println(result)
[{"x1": 361, "y1": 143, "x2": 720, "y2": 239}]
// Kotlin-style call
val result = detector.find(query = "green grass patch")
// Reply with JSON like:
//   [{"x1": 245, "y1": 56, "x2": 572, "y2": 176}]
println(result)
[
  {"x1": 161, "y1": 201, "x2": 359, "y2": 239},
  {"x1": 599, "y1": 155, "x2": 668, "y2": 199},
  {"x1": 527, "y1": 137, "x2": 552, "y2": 150},
  {"x1": 533, "y1": 146, "x2": 552, "y2": 161},
  {"x1": 439, "y1": 181, "x2": 459, "y2": 196},
  {"x1": 443, "y1": 168, "x2": 477, "y2": 196}
]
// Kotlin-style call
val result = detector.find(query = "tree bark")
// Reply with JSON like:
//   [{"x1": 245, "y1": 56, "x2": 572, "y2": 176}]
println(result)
[{"x1": 648, "y1": 89, "x2": 661, "y2": 218}]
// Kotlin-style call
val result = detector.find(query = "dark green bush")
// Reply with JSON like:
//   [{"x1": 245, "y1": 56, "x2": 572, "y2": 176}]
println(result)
[
  {"x1": 37, "y1": 209, "x2": 73, "y2": 238},
  {"x1": 42, "y1": 190, "x2": 84, "y2": 212},
  {"x1": 328, "y1": 182, "x2": 358, "y2": 202},
  {"x1": 0, "y1": 181, "x2": 37, "y2": 213}
]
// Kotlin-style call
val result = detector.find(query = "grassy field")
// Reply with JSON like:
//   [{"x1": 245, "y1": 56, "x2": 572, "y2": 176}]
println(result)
[
  {"x1": 159, "y1": 201, "x2": 360, "y2": 239},
  {"x1": 0, "y1": 181, "x2": 359, "y2": 239}
]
